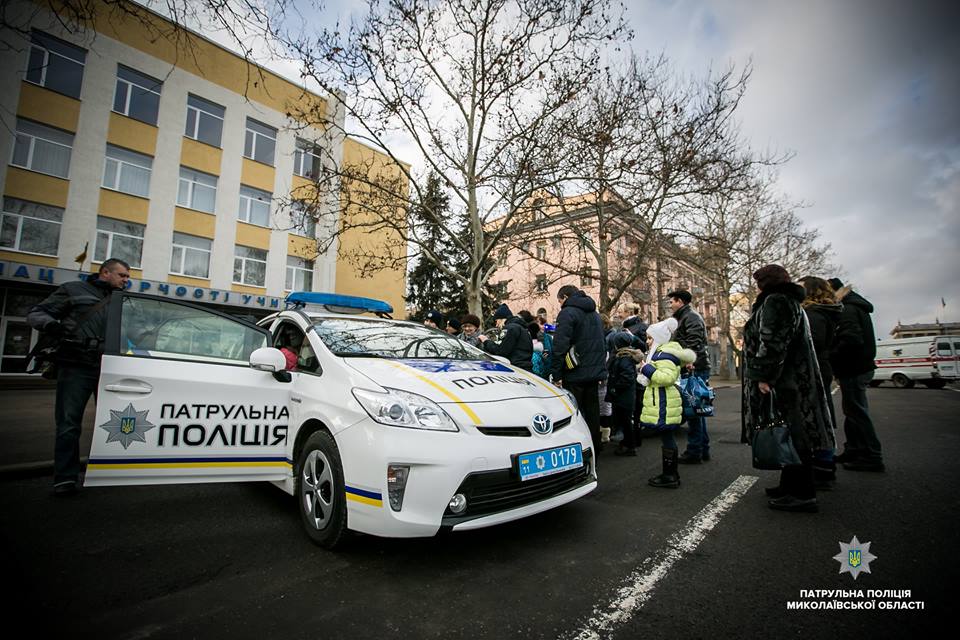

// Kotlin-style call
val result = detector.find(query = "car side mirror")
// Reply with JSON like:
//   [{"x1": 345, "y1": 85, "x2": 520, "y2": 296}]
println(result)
[{"x1": 250, "y1": 347, "x2": 287, "y2": 373}]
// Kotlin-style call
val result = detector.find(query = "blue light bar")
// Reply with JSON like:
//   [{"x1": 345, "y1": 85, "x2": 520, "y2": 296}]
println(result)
[{"x1": 286, "y1": 292, "x2": 394, "y2": 314}]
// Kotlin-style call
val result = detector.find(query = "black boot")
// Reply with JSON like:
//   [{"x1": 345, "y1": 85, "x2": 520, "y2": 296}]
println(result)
[
  {"x1": 649, "y1": 448, "x2": 680, "y2": 488},
  {"x1": 768, "y1": 462, "x2": 818, "y2": 512}
]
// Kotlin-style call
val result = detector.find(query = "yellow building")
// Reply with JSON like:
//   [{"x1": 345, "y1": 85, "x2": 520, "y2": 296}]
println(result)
[{"x1": 0, "y1": 0, "x2": 407, "y2": 374}]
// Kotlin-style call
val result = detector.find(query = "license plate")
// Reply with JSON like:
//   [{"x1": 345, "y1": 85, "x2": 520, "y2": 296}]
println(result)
[{"x1": 517, "y1": 444, "x2": 583, "y2": 481}]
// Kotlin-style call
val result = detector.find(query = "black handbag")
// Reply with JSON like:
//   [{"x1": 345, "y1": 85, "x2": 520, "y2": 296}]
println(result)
[{"x1": 751, "y1": 389, "x2": 802, "y2": 470}]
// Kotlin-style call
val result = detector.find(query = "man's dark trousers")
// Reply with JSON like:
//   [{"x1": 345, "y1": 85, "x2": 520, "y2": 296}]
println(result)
[
  {"x1": 838, "y1": 370, "x2": 882, "y2": 462},
  {"x1": 54, "y1": 365, "x2": 100, "y2": 484},
  {"x1": 566, "y1": 380, "x2": 601, "y2": 451},
  {"x1": 683, "y1": 369, "x2": 711, "y2": 459}
]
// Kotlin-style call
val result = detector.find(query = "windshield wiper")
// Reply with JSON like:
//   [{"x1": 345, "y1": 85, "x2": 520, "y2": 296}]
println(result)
[{"x1": 333, "y1": 352, "x2": 396, "y2": 359}]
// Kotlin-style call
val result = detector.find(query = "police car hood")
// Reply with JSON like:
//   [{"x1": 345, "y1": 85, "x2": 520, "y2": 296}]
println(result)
[{"x1": 343, "y1": 358, "x2": 575, "y2": 425}]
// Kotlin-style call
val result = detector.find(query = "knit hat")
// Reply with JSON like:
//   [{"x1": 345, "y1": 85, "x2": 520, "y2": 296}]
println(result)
[
  {"x1": 424, "y1": 309, "x2": 444, "y2": 325},
  {"x1": 828, "y1": 277, "x2": 844, "y2": 291},
  {"x1": 647, "y1": 317, "x2": 678, "y2": 347},
  {"x1": 446, "y1": 317, "x2": 461, "y2": 332},
  {"x1": 753, "y1": 264, "x2": 792, "y2": 291},
  {"x1": 666, "y1": 289, "x2": 692, "y2": 304},
  {"x1": 493, "y1": 303, "x2": 512, "y2": 320},
  {"x1": 460, "y1": 314, "x2": 481, "y2": 329}
]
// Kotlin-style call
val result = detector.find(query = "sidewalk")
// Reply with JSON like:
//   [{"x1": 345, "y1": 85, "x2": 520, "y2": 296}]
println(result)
[{"x1": 0, "y1": 375, "x2": 740, "y2": 480}]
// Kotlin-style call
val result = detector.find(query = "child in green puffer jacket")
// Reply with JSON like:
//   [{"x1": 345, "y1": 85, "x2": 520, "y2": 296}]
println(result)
[{"x1": 638, "y1": 318, "x2": 696, "y2": 488}]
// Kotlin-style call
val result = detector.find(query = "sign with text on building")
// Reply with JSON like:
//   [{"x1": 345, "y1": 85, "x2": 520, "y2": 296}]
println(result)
[{"x1": 0, "y1": 261, "x2": 283, "y2": 310}]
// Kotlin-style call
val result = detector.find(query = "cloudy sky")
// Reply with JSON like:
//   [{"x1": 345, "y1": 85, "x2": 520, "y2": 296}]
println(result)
[{"x1": 189, "y1": 0, "x2": 959, "y2": 336}]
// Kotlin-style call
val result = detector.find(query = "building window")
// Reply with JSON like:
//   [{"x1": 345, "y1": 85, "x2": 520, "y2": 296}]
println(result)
[
  {"x1": 11, "y1": 118, "x2": 73, "y2": 179},
  {"x1": 112, "y1": 65, "x2": 162, "y2": 125},
  {"x1": 170, "y1": 232, "x2": 212, "y2": 279},
  {"x1": 581, "y1": 270, "x2": 594, "y2": 287},
  {"x1": 535, "y1": 274, "x2": 548, "y2": 294},
  {"x1": 551, "y1": 235, "x2": 561, "y2": 249},
  {"x1": 95, "y1": 216, "x2": 144, "y2": 268},
  {"x1": 289, "y1": 201, "x2": 317, "y2": 237},
  {"x1": 177, "y1": 167, "x2": 217, "y2": 213},
  {"x1": 25, "y1": 30, "x2": 86, "y2": 98},
  {"x1": 102, "y1": 144, "x2": 152, "y2": 198},
  {"x1": 184, "y1": 94, "x2": 225, "y2": 147},
  {"x1": 238, "y1": 185, "x2": 272, "y2": 227},
  {"x1": 495, "y1": 281, "x2": 510, "y2": 299},
  {"x1": 497, "y1": 251, "x2": 507, "y2": 267},
  {"x1": 285, "y1": 256, "x2": 314, "y2": 291},
  {"x1": 243, "y1": 118, "x2": 276, "y2": 166},
  {"x1": 0, "y1": 197, "x2": 63, "y2": 256},
  {"x1": 536, "y1": 241, "x2": 547, "y2": 260},
  {"x1": 293, "y1": 138, "x2": 322, "y2": 179},
  {"x1": 233, "y1": 245, "x2": 267, "y2": 286}
]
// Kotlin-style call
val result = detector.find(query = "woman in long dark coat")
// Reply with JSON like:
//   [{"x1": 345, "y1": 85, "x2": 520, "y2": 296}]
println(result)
[
  {"x1": 800, "y1": 276, "x2": 843, "y2": 488},
  {"x1": 741, "y1": 265, "x2": 836, "y2": 512}
]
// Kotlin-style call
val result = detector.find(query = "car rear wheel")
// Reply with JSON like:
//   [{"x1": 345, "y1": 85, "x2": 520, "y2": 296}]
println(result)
[
  {"x1": 891, "y1": 373, "x2": 914, "y2": 389},
  {"x1": 924, "y1": 379, "x2": 947, "y2": 389},
  {"x1": 296, "y1": 430, "x2": 349, "y2": 549}
]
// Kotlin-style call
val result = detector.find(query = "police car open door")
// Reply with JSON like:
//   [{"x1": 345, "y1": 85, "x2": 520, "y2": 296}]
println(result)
[{"x1": 85, "y1": 293, "x2": 293, "y2": 487}]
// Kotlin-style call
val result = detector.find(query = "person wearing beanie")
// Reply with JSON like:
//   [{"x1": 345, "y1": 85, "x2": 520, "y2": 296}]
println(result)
[
  {"x1": 637, "y1": 317, "x2": 694, "y2": 486},
  {"x1": 445, "y1": 317, "x2": 462, "y2": 336},
  {"x1": 478, "y1": 303, "x2": 534, "y2": 371},
  {"x1": 829, "y1": 278, "x2": 883, "y2": 471},
  {"x1": 423, "y1": 309, "x2": 444, "y2": 330},
  {"x1": 741, "y1": 264, "x2": 836, "y2": 512},
  {"x1": 458, "y1": 314, "x2": 482, "y2": 348},
  {"x1": 666, "y1": 289, "x2": 711, "y2": 464},
  {"x1": 605, "y1": 331, "x2": 644, "y2": 456}
]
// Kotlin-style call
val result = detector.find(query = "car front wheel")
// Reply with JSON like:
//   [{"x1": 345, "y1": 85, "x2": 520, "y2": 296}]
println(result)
[{"x1": 296, "y1": 430, "x2": 349, "y2": 549}]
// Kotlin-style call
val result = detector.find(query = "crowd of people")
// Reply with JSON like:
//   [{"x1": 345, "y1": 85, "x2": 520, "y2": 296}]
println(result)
[
  {"x1": 30, "y1": 254, "x2": 882, "y2": 510},
  {"x1": 425, "y1": 263, "x2": 883, "y2": 513}
]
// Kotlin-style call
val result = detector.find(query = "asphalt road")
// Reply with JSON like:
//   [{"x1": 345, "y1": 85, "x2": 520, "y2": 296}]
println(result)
[{"x1": 1, "y1": 386, "x2": 956, "y2": 639}]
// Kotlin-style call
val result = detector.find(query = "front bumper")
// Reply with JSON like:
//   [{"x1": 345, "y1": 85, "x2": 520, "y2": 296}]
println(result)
[{"x1": 334, "y1": 413, "x2": 596, "y2": 538}]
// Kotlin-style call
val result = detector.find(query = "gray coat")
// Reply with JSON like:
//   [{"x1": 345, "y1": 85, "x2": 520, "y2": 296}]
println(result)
[
  {"x1": 740, "y1": 282, "x2": 836, "y2": 455},
  {"x1": 27, "y1": 276, "x2": 115, "y2": 368}
]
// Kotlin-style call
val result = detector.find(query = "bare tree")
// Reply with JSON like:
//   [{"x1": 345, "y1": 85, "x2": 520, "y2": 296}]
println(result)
[
  {"x1": 681, "y1": 175, "x2": 835, "y2": 372},
  {"x1": 283, "y1": 0, "x2": 629, "y2": 316},
  {"x1": 500, "y1": 55, "x2": 769, "y2": 315}
]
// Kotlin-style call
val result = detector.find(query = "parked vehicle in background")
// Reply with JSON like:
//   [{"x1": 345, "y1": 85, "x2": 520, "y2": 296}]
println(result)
[{"x1": 873, "y1": 335, "x2": 960, "y2": 388}]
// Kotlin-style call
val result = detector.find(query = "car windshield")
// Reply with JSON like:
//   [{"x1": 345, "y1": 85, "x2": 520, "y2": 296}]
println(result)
[{"x1": 313, "y1": 317, "x2": 491, "y2": 360}]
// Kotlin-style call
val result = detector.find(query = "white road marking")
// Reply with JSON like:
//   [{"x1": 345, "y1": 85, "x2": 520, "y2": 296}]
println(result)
[
  {"x1": 570, "y1": 474, "x2": 759, "y2": 640},
  {"x1": 949, "y1": 387, "x2": 960, "y2": 394}
]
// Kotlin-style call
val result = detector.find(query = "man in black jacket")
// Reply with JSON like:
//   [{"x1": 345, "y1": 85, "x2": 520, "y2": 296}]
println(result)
[
  {"x1": 27, "y1": 258, "x2": 130, "y2": 495},
  {"x1": 668, "y1": 290, "x2": 712, "y2": 463},
  {"x1": 479, "y1": 304, "x2": 534, "y2": 371},
  {"x1": 550, "y1": 286, "x2": 607, "y2": 450},
  {"x1": 829, "y1": 279, "x2": 884, "y2": 472}
]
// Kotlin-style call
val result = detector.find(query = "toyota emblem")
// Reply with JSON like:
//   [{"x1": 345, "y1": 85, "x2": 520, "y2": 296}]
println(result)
[{"x1": 532, "y1": 414, "x2": 552, "y2": 435}]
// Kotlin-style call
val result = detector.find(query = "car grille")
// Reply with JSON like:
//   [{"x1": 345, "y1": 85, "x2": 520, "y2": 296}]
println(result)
[
  {"x1": 441, "y1": 449, "x2": 593, "y2": 526},
  {"x1": 476, "y1": 426, "x2": 530, "y2": 437},
  {"x1": 475, "y1": 416, "x2": 572, "y2": 438}
]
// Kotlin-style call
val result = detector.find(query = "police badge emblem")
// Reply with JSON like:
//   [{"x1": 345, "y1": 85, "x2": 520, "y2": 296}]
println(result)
[
  {"x1": 99, "y1": 403, "x2": 157, "y2": 449},
  {"x1": 833, "y1": 536, "x2": 876, "y2": 580}
]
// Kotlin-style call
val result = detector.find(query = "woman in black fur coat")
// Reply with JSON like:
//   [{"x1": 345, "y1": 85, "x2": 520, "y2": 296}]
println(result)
[{"x1": 741, "y1": 265, "x2": 836, "y2": 512}]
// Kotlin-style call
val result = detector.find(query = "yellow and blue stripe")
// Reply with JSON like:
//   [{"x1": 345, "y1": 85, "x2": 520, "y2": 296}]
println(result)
[
  {"x1": 86, "y1": 456, "x2": 292, "y2": 470},
  {"x1": 344, "y1": 484, "x2": 383, "y2": 507}
]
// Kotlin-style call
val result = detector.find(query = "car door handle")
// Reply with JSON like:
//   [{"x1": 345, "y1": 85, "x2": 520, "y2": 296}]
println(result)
[
  {"x1": 291, "y1": 396, "x2": 302, "y2": 404},
  {"x1": 104, "y1": 383, "x2": 153, "y2": 394}
]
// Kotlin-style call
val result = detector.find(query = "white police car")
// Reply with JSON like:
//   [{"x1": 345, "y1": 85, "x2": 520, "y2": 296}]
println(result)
[{"x1": 85, "y1": 291, "x2": 596, "y2": 547}]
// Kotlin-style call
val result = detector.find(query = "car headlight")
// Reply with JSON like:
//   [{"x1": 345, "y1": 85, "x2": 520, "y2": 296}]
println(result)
[
  {"x1": 352, "y1": 387, "x2": 460, "y2": 432},
  {"x1": 562, "y1": 388, "x2": 579, "y2": 414}
]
